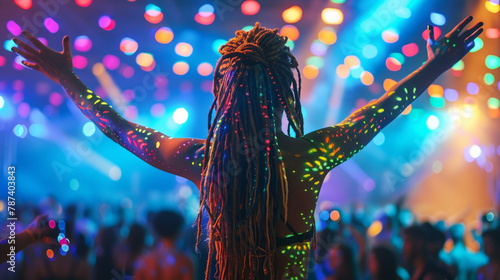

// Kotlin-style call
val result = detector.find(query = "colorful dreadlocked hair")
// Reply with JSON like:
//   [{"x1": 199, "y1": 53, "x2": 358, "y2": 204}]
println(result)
[{"x1": 196, "y1": 23, "x2": 304, "y2": 279}]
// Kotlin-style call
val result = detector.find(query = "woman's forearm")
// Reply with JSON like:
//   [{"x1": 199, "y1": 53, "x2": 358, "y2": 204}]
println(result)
[{"x1": 58, "y1": 72, "x2": 129, "y2": 145}]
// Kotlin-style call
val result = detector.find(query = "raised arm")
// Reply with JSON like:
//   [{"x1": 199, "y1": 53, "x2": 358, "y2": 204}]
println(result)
[
  {"x1": 12, "y1": 31, "x2": 204, "y2": 188},
  {"x1": 302, "y1": 16, "x2": 483, "y2": 171}
]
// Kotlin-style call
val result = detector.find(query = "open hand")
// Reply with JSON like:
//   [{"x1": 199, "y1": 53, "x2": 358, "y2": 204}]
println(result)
[
  {"x1": 11, "y1": 31, "x2": 73, "y2": 84},
  {"x1": 426, "y1": 16, "x2": 483, "y2": 71}
]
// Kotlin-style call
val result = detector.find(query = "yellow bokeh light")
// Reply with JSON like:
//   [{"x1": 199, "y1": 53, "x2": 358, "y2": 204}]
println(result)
[
  {"x1": 383, "y1": 78, "x2": 397, "y2": 91},
  {"x1": 336, "y1": 64, "x2": 350, "y2": 78},
  {"x1": 318, "y1": 27, "x2": 337, "y2": 45},
  {"x1": 280, "y1": 25, "x2": 300, "y2": 41},
  {"x1": 173, "y1": 61, "x2": 189, "y2": 75},
  {"x1": 368, "y1": 220, "x2": 383, "y2": 237},
  {"x1": 175, "y1": 43, "x2": 193, "y2": 57},
  {"x1": 428, "y1": 84, "x2": 444, "y2": 97},
  {"x1": 282, "y1": 6, "x2": 303, "y2": 23},
  {"x1": 360, "y1": 71, "x2": 374, "y2": 86},
  {"x1": 155, "y1": 27, "x2": 174, "y2": 44},
  {"x1": 485, "y1": 1, "x2": 500, "y2": 13},
  {"x1": 321, "y1": 8, "x2": 343, "y2": 25},
  {"x1": 344, "y1": 55, "x2": 360, "y2": 68},
  {"x1": 330, "y1": 210, "x2": 341, "y2": 221},
  {"x1": 136, "y1": 53, "x2": 154, "y2": 67},
  {"x1": 303, "y1": 65, "x2": 319, "y2": 79}
]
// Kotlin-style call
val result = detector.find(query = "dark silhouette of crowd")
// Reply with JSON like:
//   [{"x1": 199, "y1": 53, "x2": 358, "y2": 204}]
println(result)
[{"x1": 0, "y1": 196, "x2": 498, "y2": 280}]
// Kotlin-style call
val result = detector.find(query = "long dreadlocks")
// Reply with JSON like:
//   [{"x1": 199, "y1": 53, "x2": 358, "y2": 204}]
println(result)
[{"x1": 196, "y1": 22, "x2": 304, "y2": 279}]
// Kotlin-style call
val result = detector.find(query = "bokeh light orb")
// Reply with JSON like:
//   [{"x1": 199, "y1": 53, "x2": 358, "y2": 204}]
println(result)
[
  {"x1": 75, "y1": 0, "x2": 92, "y2": 7},
  {"x1": 426, "y1": 115, "x2": 439, "y2": 130},
  {"x1": 175, "y1": 43, "x2": 193, "y2": 57},
  {"x1": 321, "y1": 8, "x2": 343, "y2": 25},
  {"x1": 282, "y1": 6, "x2": 302, "y2": 23},
  {"x1": 241, "y1": 0, "x2": 260, "y2": 15},
  {"x1": 173, "y1": 108, "x2": 189, "y2": 124},
  {"x1": 362, "y1": 44, "x2": 378, "y2": 59},
  {"x1": 136, "y1": 53, "x2": 154, "y2": 67},
  {"x1": 197, "y1": 63, "x2": 213, "y2": 76},
  {"x1": 155, "y1": 27, "x2": 174, "y2": 44},
  {"x1": 173, "y1": 61, "x2": 189, "y2": 75},
  {"x1": 280, "y1": 25, "x2": 300, "y2": 41},
  {"x1": 469, "y1": 145, "x2": 481, "y2": 158},
  {"x1": 74, "y1": 35, "x2": 92, "y2": 52},
  {"x1": 14, "y1": 0, "x2": 32, "y2": 9},
  {"x1": 303, "y1": 65, "x2": 319, "y2": 79},
  {"x1": 318, "y1": 27, "x2": 337, "y2": 45},
  {"x1": 120, "y1": 37, "x2": 138, "y2": 55},
  {"x1": 382, "y1": 29, "x2": 399, "y2": 43}
]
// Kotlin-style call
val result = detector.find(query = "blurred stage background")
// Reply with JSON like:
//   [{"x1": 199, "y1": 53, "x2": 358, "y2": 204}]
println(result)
[{"x1": 0, "y1": 0, "x2": 499, "y2": 248}]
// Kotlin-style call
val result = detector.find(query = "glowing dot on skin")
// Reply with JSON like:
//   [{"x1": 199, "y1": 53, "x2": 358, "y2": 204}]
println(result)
[
  {"x1": 173, "y1": 108, "x2": 189, "y2": 124},
  {"x1": 432, "y1": 161, "x2": 443, "y2": 173},
  {"x1": 470, "y1": 145, "x2": 481, "y2": 158},
  {"x1": 109, "y1": 166, "x2": 122, "y2": 181},
  {"x1": 426, "y1": 115, "x2": 439, "y2": 130},
  {"x1": 321, "y1": 8, "x2": 343, "y2": 25}
]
